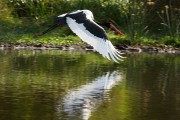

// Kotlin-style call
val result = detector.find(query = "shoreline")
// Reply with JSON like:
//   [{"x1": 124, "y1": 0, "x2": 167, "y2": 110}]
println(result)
[{"x1": 0, "y1": 42, "x2": 180, "y2": 54}]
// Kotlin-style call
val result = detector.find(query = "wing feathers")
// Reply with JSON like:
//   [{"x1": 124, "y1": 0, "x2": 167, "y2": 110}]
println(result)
[{"x1": 66, "y1": 17, "x2": 123, "y2": 62}]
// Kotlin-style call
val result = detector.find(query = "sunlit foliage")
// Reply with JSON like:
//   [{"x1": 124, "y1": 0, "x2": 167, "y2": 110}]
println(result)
[{"x1": 0, "y1": 0, "x2": 179, "y2": 46}]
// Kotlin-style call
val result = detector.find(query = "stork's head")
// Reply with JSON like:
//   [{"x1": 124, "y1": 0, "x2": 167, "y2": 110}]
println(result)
[{"x1": 102, "y1": 21, "x2": 124, "y2": 36}]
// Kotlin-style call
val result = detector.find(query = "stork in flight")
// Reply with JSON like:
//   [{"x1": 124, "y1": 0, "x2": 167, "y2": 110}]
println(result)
[{"x1": 35, "y1": 10, "x2": 125, "y2": 62}]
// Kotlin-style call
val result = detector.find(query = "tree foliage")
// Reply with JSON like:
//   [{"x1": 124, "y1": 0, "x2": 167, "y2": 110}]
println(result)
[{"x1": 0, "y1": 0, "x2": 179, "y2": 46}]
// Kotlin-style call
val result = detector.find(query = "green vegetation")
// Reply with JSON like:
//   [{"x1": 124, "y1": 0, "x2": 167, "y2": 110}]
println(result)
[{"x1": 0, "y1": 0, "x2": 179, "y2": 47}]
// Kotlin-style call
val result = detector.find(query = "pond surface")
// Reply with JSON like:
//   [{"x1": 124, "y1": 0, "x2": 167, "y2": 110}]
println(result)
[{"x1": 0, "y1": 50, "x2": 180, "y2": 120}]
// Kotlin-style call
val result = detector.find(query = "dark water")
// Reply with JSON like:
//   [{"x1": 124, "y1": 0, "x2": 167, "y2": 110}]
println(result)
[{"x1": 0, "y1": 50, "x2": 179, "y2": 120}]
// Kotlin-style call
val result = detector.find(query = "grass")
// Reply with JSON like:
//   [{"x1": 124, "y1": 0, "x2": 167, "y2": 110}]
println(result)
[
  {"x1": 0, "y1": 0, "x2": 179, "y2": 48},
  {"x1": 0, "y1": 17, "x2": 179, "y2": 48}
]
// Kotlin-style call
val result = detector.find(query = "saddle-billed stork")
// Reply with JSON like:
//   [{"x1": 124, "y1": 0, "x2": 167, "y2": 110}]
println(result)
[{"x1": 35, "y1": 10, "x2": 124, "y2": 62}]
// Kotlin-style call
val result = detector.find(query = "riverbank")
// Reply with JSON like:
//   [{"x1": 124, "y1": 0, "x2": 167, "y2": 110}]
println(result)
[
  {"x1": 1, "y1": 0, "x2": 179, "y2": 55},
  {"x1": 0, "y1": 42, "x2": 179, "y2": 54}
]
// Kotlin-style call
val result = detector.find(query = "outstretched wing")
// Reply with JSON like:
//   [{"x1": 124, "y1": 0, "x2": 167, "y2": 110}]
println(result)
[{"x1": 66, "y1": 17, "x2": 124, "y2": 62}]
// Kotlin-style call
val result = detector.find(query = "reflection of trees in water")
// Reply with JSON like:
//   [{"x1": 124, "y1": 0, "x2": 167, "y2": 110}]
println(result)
[
  {"x1": 126, "y1": 53, "x2": 179, "y2": 90},
  {"x1": 126, "y1": 53, "x2": 180, "y2": 119},
  {"x1": 7, "y1": 50, "x2": 118, "y2": 83},
  {"x1": 57, "y1": 71, "x2": 122, "y2": 120},
  {"x1": 1, "y1": 51, "x2": 179, "y2": 120}
]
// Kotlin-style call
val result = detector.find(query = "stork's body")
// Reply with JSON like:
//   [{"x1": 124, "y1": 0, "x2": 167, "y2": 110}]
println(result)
[{"x1": 35, "y1": 10, "x2": 124, "y2": 62}]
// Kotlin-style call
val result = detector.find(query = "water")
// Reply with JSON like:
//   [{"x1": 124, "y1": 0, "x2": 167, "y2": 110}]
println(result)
[{"x1": 0, "y1": 50, "x2": 179, "y2": 120}]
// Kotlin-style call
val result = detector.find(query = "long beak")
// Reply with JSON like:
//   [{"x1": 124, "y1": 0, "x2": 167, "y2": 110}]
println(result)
[
  {"x1": 109, "y1": 23, "x2": 124, "y2": 36},
  {"x1": 34, "y1": 23, "x2": 59, "y2": 37}
]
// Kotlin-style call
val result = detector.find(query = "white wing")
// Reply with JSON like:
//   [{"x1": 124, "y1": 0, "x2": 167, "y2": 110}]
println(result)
[{"x1": 66, "y1": 17, "x2": 124, "y2": 62}]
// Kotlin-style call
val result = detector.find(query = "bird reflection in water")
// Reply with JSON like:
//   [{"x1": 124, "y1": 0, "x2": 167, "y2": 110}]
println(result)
[{"x1": 56, "y1": 71, "x2": 122, "y2": 120}]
